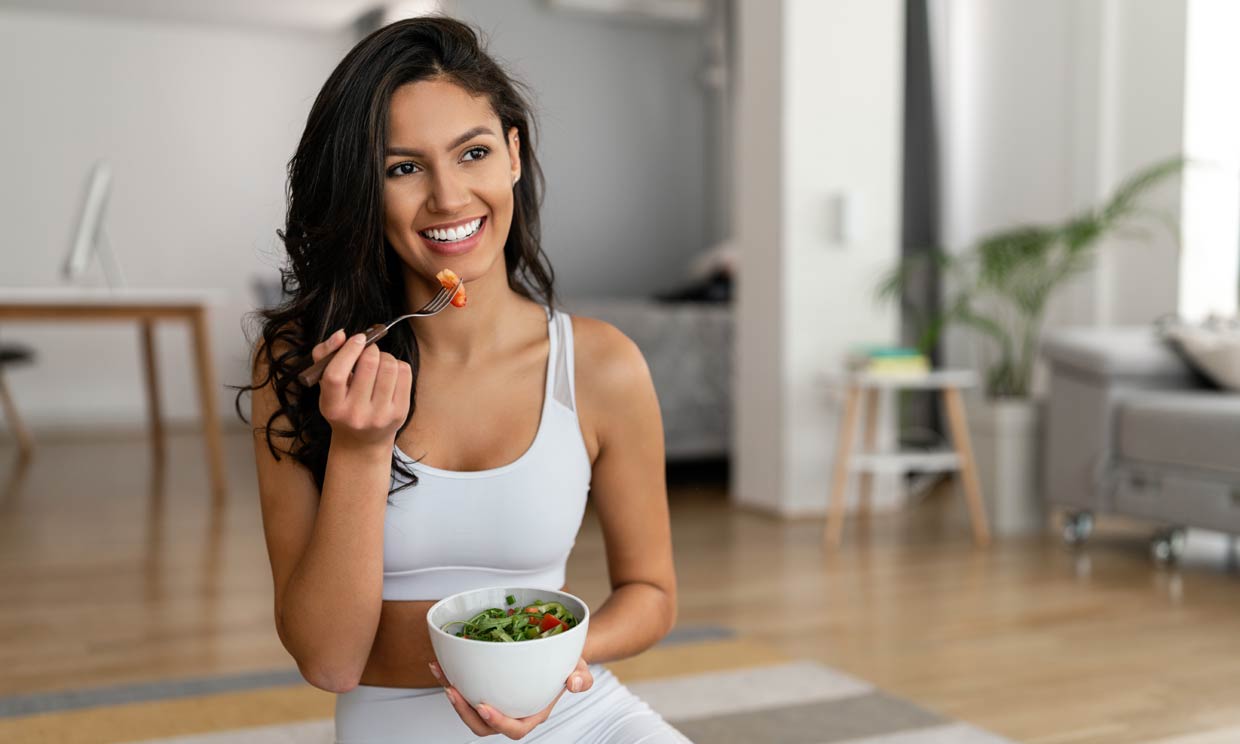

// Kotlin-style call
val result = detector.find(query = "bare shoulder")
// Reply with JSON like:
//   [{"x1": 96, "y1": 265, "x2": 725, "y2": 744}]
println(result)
[
  {"x1": 569, "y1": 315, "x2": 659, "y2": 458},
  {"x1": 570, "y1": 315, "x2": 653, "y2": 399}
]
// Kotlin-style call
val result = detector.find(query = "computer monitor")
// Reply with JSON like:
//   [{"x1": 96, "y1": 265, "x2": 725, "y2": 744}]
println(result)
[{"x1": 63, "y1": 160, "x2": 125, "y2": 288}]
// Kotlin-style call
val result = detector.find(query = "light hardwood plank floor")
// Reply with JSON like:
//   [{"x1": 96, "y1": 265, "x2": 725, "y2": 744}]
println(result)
[{"x1": 1, "y1": 431, "x2": 1238, "y2": 743}]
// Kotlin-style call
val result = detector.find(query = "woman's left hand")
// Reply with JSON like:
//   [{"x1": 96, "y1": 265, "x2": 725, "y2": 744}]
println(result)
[{"x1": 429, "y1": 658, "x2": 594, "y2": 740}]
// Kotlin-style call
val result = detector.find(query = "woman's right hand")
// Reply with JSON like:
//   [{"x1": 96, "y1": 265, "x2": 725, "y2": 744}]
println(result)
[{"x1": 312, "y1": 329, "x2": 413, "y2": 447}]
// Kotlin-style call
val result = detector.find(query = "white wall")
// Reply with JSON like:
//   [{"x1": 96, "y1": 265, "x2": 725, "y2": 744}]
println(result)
[
  {"x1": 1096, "y1": 0, "x2": 1187, "y2": 326},
  {"x1": 0, "y1": 8, "x2": 349, "y2": 431},
  {"x1": 733, "y1": 0, "x2": 904, "y2": 517},
  {"x1": 935, "y1": 0, "x2": 1076, "y2": 249}
]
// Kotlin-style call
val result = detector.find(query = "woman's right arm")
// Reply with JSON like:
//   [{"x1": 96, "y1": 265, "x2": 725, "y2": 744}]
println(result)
[{"x1": 251, "y1": 330, "x2": 412, "y2": 693}]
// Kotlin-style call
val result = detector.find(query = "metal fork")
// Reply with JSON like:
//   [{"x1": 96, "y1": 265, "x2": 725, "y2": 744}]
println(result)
[{"x1": 297, "y1": 278, "x2": 461, "y2": 387}]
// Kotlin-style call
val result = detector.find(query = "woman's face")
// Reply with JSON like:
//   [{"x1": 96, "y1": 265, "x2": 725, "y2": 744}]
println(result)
[{"x1": 382, "y1": 78, "x2": 520, "y2": 290}]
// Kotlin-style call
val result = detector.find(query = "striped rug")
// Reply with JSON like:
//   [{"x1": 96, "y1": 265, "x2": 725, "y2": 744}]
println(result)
[{"x1": 0, "y1": 629, "x2": 1012, "y2": 744}]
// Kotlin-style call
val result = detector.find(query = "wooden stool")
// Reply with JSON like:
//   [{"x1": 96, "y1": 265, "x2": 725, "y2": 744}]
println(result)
[{"x1": 824, "y1": 370, "x2": 991, "y2": 548}]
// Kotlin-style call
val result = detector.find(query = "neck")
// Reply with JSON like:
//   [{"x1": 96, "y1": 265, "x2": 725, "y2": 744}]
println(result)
[{"x1": 402, "y1": 262, "x2": 538, "y2": 364}]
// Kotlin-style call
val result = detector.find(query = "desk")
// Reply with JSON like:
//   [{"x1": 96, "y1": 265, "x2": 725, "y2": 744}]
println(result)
[
  {"x1": 0, "y1": 288, "x2": 228, "y2": 497},
  {"x1": 823, "y1": 370, "x2": 990, "y2": 548}
]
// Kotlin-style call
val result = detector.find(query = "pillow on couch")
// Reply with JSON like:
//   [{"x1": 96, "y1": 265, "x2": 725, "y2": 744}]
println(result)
[{"x1": 1160, "y1": 316, "x2": 1240, "y2": 391}]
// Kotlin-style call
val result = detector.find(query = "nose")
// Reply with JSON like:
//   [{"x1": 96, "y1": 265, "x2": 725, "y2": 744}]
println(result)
[{"x1": 426, "y1": 168, "x2": 471, "y2": 214}]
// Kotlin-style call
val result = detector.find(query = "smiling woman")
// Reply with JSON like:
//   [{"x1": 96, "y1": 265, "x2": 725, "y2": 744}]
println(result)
[{"x1": 233, "y1": 15, "x2": 686, "y2": 744}]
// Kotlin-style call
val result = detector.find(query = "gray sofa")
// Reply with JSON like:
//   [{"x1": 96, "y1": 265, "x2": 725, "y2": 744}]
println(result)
[
  {"x1": 1042, "y1": 326, "x2": 1240, "y2": 558},
  {"x1": 564, "y1": 298, "x2": 731, "y2": 461}
]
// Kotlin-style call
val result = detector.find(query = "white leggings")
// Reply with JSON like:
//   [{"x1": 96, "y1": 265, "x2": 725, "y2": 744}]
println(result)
[{"x1": 334, "y1": 665, "x2": 692, "y2": 744}]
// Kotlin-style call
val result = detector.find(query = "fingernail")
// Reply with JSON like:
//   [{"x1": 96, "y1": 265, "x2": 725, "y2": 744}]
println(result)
[
  {"x1": 428, "y1": 662, "x2": 441, "y2": 680},
  {"x1": 332, "y1": 328, "x2": 344, "y2": 340},
  {"x1": 569, "y1": 675, "x2": 582, "y2": 692},
  {"x1": 444, "y1": 688, "x2": 456, "y2": 704},
  {"x1": 478, "y1": 704, "x2": 491, "y2": 721},
  {"x1": 352, "y1": 333, "x2": 366, "y2": 345}
]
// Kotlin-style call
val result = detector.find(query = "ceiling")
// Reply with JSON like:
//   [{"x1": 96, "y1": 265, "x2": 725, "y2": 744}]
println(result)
[
  {"x1": 0, "y1": 0, "x2": 389, "y2": 33},
  {"x1": 0, "y1": 0, "x2": 705, "y2": 32}
]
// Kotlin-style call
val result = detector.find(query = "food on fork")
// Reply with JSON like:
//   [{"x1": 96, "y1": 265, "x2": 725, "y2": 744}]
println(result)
[{"x1": 436, "y1": 269, "x2": 468, "y2": 308}]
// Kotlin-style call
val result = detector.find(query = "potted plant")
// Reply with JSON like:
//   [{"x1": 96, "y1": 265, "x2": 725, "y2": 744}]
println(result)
[{"x1": 877, "y1": 157, "x2": 1184, "y2": 534}]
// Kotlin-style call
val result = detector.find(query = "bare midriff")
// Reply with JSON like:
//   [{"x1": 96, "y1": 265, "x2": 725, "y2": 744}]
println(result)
[{"x1": 358, "y1": 584, "x2": 571, "y2": 689}]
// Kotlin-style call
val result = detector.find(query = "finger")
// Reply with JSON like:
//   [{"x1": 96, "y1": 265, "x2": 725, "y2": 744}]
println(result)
[
  {"x1": 428, "y1": 661, "x2": 447, "y2": 688},
  {"x1": 371, "y1": 352, "x2": 399, "y2": 407},
  {"x1": 311, "y1": 328, "x2": 345, "y2": 363},
  {"x1": 345, "y1": 342, "x2": 382, "y2": 405},
  {"x1": 443, "y1": 686, "x2": 497, "y2": 737},
  {"x1": 569, "y1": 658, "x2": 594, "y2": 693},
  {"x1": 319, "y1": 333, "x2": 368, "y2": 406},
  {"x1": 477, "y1": 701, "x2": 540, "y2": 740}
]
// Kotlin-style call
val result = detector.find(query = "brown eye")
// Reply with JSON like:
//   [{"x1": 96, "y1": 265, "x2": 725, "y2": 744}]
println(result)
[{"x1": 387, "y1": 162, "x2": 418, "y2": 177}]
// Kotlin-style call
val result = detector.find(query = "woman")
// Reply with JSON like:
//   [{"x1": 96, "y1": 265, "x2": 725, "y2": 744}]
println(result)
[{"x1": 238, "y1": 15, "x2": 686, "y2": 744}]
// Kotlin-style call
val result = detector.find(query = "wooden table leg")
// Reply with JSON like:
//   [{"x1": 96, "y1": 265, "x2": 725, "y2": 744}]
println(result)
[
  {"x1": 0, "y1": 371, "x2": 34, "y2": 461},
  {"x1": 139, "y1": 320, "x2": 165, "y2": 465},
  {"x1": 858, "y1": 387, "x2": 880, "y2": 515},
  {"x1": 943, "y1": 386, "x2": 991, "y2": 547},
  {"x1": 189, "y1": 309, "x2": 227, "y2": 498},
  {"x1": 825, "y1": 385, "x2": 862, "y2": 548}
]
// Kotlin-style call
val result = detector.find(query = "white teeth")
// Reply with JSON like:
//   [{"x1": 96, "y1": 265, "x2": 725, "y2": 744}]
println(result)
[{"x1": 421, "y1": 218, "x2": 482, "y2": 243}]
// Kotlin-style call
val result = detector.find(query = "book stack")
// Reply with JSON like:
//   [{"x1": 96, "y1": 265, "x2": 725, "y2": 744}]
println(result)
[{"x1": 846, "y1": 345, "x2": 930, "y2": 377}]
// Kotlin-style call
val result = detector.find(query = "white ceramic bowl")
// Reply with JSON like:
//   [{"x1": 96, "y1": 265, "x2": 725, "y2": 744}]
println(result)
[{"x1": 426, "y1": 587, "x2": 590, "y2": 719}]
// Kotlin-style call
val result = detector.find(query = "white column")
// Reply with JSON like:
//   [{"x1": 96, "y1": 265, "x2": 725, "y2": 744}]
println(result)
[
  {"x1": 731, "y1": 0, "x2": 786, "y2": 514},
  {"x1": 732, "y1": 0, "x2": 904, "y2": 517}
]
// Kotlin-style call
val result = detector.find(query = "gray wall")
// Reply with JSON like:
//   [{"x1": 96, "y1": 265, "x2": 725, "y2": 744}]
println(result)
[{"x1": 449, "y1": 0, "x2": 708, "y2": 297}]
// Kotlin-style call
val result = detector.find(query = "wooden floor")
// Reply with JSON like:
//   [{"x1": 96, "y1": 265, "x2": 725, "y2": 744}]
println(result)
[{"x1": 2, "y1": 430, "x2": 1240, "y2": 743}]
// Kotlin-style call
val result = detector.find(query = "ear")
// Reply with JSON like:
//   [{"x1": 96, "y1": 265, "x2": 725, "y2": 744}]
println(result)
[{"x1": 507, "y1": 126, "x2": 521, "y2": 185}]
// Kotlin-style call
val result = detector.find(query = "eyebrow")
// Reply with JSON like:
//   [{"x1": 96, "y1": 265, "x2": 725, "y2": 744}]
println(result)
[{"x1": 386, "y1": 126, "x2": 497, "y2": 157}]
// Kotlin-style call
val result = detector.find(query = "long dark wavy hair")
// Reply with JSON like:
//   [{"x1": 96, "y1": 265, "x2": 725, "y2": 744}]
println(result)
[{"x1": 234, "y1": 16, "x2": 556, "y2": 494}]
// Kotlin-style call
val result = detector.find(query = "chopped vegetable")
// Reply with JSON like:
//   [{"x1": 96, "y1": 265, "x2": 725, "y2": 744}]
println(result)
[
  {"x1": 442, "y1": 600, "x2": 579, "y2": 643},
  {"x1": 435, "y1": 269, "x2": 468, "y2": 308}
]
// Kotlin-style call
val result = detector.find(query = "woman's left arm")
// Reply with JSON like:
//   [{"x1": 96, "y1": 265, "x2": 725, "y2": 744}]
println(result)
[
  {"x1": 430, "y1": 320, "x2": 679, "y2": 738},
  {"x1": 574, "y1": 318, "x2": 678, "y2": 664}
]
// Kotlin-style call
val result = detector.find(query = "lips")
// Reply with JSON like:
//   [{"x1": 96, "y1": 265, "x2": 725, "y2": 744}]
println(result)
[
  {"x1": 419, "y1": 216, "x2": 484, "y2": 243},
  {"x1": 418, "y1": 216, "x2": 486, "y2": 257}
]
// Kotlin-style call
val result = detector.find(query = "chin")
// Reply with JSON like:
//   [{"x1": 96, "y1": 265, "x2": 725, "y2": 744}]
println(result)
[{"x1": 428, "y1": 245, "x2": 504, "y2": 277}]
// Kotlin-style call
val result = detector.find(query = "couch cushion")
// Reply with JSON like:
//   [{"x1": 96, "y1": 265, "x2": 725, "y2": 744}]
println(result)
[
  {"x1": 1118, "y1": 390, "x2": 1240, "y2": 475},
  {"x1": 1042, "y1": 327, "x2": 1192, "y2": 380},
  {"x1": 1163, "y1": 320, "x2": 1240, "y2": 391}
]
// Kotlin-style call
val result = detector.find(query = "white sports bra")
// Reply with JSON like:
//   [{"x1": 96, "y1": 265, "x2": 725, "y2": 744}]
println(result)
[{"x1": 382, "y1": 308, "x2": 591, "y2": 601}]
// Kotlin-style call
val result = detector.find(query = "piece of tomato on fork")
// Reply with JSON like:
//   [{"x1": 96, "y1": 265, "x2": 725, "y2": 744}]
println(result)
[{"x1": 435, "y1": 269, "x2": 468, "y2": 308}]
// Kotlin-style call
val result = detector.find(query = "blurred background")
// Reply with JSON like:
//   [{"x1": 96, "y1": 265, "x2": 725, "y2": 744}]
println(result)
[{"x1": 2, "y1": 1, "x2": 1239, "y2": 743}]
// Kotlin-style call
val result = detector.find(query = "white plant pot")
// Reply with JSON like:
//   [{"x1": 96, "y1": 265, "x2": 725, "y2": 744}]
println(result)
[{"x1": 966, "y1": 398, "x2": 1046, "y2": 536}]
